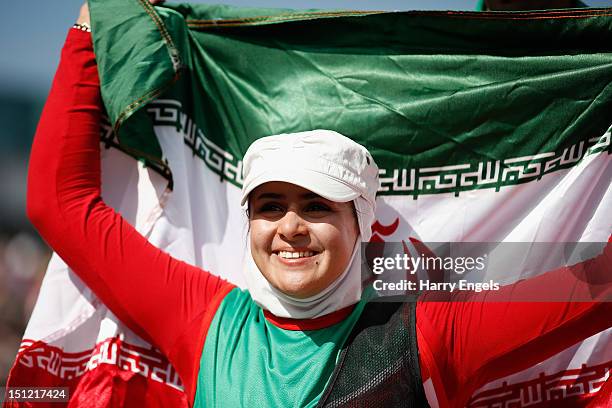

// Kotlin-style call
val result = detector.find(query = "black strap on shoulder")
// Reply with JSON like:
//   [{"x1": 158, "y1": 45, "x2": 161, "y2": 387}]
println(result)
[{"x1": 317, "y1": 301, "x2": 429, "y2": 408}]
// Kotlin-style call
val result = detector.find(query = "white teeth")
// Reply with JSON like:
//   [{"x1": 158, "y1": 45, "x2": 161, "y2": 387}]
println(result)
[{"x1": 278, "y1": 251, "x2": 315, "y2": 259}]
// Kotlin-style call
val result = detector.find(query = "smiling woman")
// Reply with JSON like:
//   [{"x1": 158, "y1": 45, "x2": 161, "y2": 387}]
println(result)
[
  {"x1": 249, "y1": 181, "x2": 359, "y2": 299},
  {"x1": 12, "y1": 3, "x2": 612, "y2": 408},
  {"x1": 239, "y1": 129, "x2": 378, "y2": 319}
]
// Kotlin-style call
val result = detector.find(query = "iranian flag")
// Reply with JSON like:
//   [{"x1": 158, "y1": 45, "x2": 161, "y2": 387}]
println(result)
[{"x1": 5, "y1": 1, "x2": 611, "y2": 407}]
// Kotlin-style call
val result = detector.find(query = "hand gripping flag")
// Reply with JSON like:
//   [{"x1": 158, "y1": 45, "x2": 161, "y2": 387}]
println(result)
[{"x1": 5, "y1": 2, "x2": 612, "y2": 407}]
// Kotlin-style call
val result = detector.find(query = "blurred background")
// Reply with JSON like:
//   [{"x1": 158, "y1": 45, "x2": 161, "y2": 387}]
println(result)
[{"x1": 1, "y1": 0, "x2": 610, "y2": 392}]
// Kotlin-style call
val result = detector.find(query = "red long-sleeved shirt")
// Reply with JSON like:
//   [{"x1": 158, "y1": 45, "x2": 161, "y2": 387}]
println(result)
[{"x1": 26, "y1": 29, "x2": 611, "y2": 407}]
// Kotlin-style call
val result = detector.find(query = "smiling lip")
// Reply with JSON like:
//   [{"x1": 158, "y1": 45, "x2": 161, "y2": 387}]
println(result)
[{"x1": 273, "y1": 249, "x2": 319, "y2": 267}]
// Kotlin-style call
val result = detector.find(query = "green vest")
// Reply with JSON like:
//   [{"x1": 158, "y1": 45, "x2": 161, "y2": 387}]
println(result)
[{"x1": 194, "y1": 288, "x2": 427, "y2": 407}]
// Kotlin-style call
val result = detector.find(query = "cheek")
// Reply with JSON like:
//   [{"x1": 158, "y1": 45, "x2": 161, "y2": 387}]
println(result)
[
  {"x1": 249, "y1": 222, "x2": 273, "y2": 278},
  {"x1": 318, "y1": 224, "x2": 357, "y2": 259},
  {"x1": 249, "y1": 220, "x2": 275, "y2": 253},
  {"x1": 338, "y1": 217, "x2": 359, "y2": 258}
]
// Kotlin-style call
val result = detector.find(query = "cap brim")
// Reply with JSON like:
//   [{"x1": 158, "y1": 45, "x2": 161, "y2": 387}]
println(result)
[{"x1": 241, "y1": 169, "x2": 360, "y2": 206}]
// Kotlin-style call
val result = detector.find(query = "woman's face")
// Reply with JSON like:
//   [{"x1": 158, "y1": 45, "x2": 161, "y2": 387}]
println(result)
[{"x1": 249, "y1": 182, "x2": 359, "y2": 299}]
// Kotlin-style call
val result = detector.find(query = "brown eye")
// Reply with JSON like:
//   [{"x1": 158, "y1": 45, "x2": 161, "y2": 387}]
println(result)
[
  {"x1": 258, "y1": 203, "x2": 284, "y2": 213},
  {"x1": 305, "y1": 202, "x2": 331, "y2": 212}
]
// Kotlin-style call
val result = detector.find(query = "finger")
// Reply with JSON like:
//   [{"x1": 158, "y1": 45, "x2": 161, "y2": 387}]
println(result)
[{"x1": 76, "y1": 2, "x2": 91, "y2": 26}]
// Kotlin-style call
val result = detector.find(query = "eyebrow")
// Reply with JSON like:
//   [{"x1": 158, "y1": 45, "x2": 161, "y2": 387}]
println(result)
[{"x1": 254, "y1": 192, "x2": 322, "y2": 200}]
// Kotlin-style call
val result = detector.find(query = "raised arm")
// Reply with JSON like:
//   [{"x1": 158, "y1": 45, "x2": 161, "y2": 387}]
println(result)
[
  {"x1": 416, "y1": 243, "x2": 612, "y2": 406},
  {"x1": 26, "y1": 23, "x2": 233, "y2": 399}
]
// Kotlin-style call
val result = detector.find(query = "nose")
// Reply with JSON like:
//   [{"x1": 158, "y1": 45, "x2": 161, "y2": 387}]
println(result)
[{"x1": 277, "y1": 210, "x2": 308, "y2": 240}]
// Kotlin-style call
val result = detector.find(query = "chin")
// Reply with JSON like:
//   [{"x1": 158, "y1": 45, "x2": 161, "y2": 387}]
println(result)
[{"x1": 275, "y1": 278, "x2": 320, "y2": 299}]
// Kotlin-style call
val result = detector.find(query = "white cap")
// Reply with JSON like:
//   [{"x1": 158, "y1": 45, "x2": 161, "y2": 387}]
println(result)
[{"x1": 240, "y1": 129, "x2": 379, "y2": 208}]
